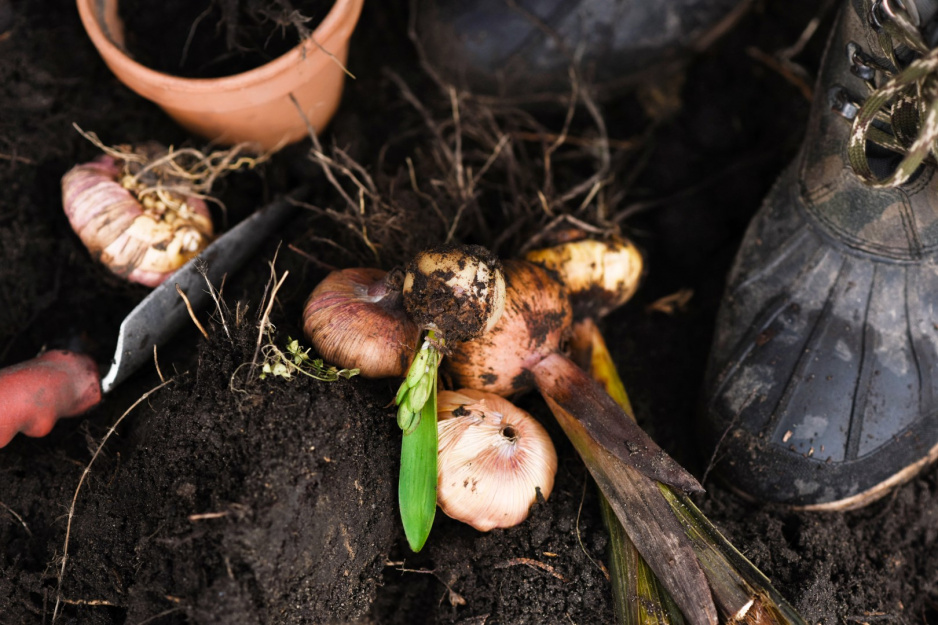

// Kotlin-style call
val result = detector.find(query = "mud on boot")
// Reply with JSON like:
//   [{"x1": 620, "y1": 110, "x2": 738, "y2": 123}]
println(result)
[{"x1": 703, "y1": 0, "x2": 938, "y2": 509}]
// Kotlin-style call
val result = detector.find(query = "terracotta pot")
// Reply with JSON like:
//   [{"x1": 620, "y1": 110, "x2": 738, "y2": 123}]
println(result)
[{"x1": 76, "y1": 0, "x2": 364, "y2": 150}]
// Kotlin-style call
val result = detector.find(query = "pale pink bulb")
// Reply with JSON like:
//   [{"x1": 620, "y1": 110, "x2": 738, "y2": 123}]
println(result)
[
  {"x1": 61, "y1": 155, "x2": 213, "y2": 287},
  {"x1": 437, "y1": 389, "x2": 557, "y2": 531}
]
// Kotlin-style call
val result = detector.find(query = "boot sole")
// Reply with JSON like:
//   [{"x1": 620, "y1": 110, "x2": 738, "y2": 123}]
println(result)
[{"x1": 722, "y1": 439, "x2": 938, "y2": 511}]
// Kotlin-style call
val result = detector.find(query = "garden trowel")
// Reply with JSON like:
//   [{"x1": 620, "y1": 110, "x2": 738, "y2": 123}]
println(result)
[{"x1": 0, "y1": 191, "x2": 301, "y2": 447}]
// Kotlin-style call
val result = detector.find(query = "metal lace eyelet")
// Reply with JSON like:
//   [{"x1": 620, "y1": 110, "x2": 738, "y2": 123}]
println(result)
[
  {"x1": 829, "y1": 86, "x2": 860, "y2": 120},
  {"x1": 883, "y1": 0, "x2": 920, "y2": 27},
  {"x1": 870, "y1": 1, "x2": 887, "y2": 31},
  {"x1": 847, "y1": 42, "x2": 878, "y2": 82}
]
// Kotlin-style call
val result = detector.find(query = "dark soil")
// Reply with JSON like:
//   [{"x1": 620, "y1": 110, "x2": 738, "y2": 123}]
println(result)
[
  {"x1": 120, "y1": 0, "x2": 333, "y2": 78},
  {"x1": 1, "y1": 0, "x2": 937, "y2": 624}
]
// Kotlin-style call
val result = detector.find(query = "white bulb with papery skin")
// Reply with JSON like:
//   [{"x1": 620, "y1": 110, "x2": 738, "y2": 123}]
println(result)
[{"x1": 437, "y1": 389, "x2": 557, "y2": 531}]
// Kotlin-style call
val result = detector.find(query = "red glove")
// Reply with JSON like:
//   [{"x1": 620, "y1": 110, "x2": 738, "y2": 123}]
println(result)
[{"x1": 0, "y1": 350, "x2": 102, "y2": 447}]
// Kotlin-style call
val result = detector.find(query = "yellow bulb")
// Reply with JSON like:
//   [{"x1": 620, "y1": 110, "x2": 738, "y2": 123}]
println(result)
[{"x1": 525, "y1": 237, "x2": 643, "y2": 317}]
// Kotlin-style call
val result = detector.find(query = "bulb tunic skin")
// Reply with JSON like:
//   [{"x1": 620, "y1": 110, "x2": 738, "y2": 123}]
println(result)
[
  {"x1": 446, "y1": 259, "x2": 573, "y2": 396},
  {"x1": 437, "y1": 389, "x2": 557, "y2": 531},
  {"x1": 303, "y1": 268, "x2": 421, "y2": 379},
  {"x1": 61, "y1": 155, "x2": 213, "y2": 287}
]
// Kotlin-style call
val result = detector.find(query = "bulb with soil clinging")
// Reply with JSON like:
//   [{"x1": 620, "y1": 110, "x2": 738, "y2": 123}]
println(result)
[
  {"x1": 61, "y1": 150, "x2": 213, "y2": 287},
  {"x1": 303, "y1": 268, "x2": 421, "y2": 379},
  {"x1": 525, "y1": 236, "x2": 643, "y2": 317},
  {"x1": 402, "y1": 244, "x2": 506, "y2": 341},
  {"x1": 446, "y1": 259, "x2": 573, "y2": 396},
  {"x1": 437, "y1": 389, "x2": 557, "y2": 531}
]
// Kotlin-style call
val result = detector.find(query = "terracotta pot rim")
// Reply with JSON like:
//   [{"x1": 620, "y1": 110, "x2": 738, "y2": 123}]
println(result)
[{"x1": 76, "y1": 0, "x2": 362, "y2": 94}]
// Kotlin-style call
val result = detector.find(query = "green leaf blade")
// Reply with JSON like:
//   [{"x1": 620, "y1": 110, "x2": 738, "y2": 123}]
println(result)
[{"x1": 399, "y1": 370, "x2": 438, "y2": 552}]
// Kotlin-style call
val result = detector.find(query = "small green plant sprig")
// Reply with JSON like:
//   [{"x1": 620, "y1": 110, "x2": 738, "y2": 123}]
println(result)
[{"x1": 260, "y1": 337, "x2": 360, "y2": 381}]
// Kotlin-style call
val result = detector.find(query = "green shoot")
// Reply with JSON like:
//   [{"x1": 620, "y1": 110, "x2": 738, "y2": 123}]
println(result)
[{"x1": 396, "y1": 331, "x2": 442, "y2": 551}]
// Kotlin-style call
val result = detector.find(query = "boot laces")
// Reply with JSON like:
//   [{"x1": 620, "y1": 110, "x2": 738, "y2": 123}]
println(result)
[{"x1": 848, "y1": 0, "x2": 938, "y2": 187}]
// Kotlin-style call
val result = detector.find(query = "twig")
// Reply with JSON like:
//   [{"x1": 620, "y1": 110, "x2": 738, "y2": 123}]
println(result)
[
  {"x1": 153, "y1": 345, "x2": 164, "y2": 383},
  {"x1": 305, "y1": 34, "x2": 355, "y2": 79},
  {"x1": 291, "y1": 96, "x2": 385, "y2": 263},
  {"x1": 495, "y1": 557, "x2": 567, "y2": 582},
  {"x1": 395, "y1": 566, "x2": 466, "y2": 606},
  {"x1": 645, "y1": 288, "x2": 694, "y2": 315},
  {"x1": 0, "y1": 153, "x2": 34, "y2": 165},
  {"x1": 289, "y1": 94, "x2": 358, "y2": 211},
  {"x1": 255, "y1": 243, "x2": 281, "y2": 325},
  {"x1": 217, "y1": 273, "x2": 227, "y2": 306},
  {"x1": 560, "y1": 76, "x2": 610, "y2": 210},
  {"x1": 406, "y1": 156, "x2": 450, "y2": 231},
  {"x1": 286, "y1": 243, "x2": 337, "y2": 271},
  {"x1": 385, "y1": 69, "x2": 456, "y2": 168},
  {"x1": 180, "y1": 4, "x2": 213, "y2": 68},
  {"x1": 60, "y1": 598, "x2": 121, "y2": 607},
  {"x1": 188, "y1": 511, "x2": 229, "y2": 522},
  {"x1": 574, "y1": 476, "x2": 607, "y2": 579},
  {"x1": 576, "y1": 179, "x2": 604, "y2": 214},
  {"x1": 517, "y1": 214, "x2": 609, "y2": 256},
  {"x1": 702, "y1": 389, "x2": 758, "y2": 486},
  {"x1": 537, "y1": 190, "x2": 553, "y2": 216},
  {"x1": 449, "y1": 86, "x2": 467, "y2": 195},
  {"x1": 692, "y1": 0, "x2": 753, "y2": 52},
  {"x1": 778, "y1": 0, "x2": 836, "y2": 60},
  {"x1": 356, "y1": 188, "x2": 381, "y2": 265},
  {"x1": 747, "y1": 46, "x2": 814, "y2": 102},
  {"x1": 251, "y1": 263, "x2": 289, "y2": 376},
  {"x1": 175, "y1": 284, "x2": 210, "y2": 340},
  {"x1": 52, "y1": 379, "x2": 175, "y2": 622},
  {"x1": 199, "y1": 264, "x2": 231, "y2": 341},
  {"x1": 332, "y1": 145, "x2": 379, "y2": 196},
  {"x1": 0, "y1": 500, "x2": 31, "y2": 535},
  {"x1": 134, "y1": 607, "x2": 185, "y2": 625},
  {"x1": 444, "y1": 134, "x2": 510, "y2": 244},
  {"x1": 541, "y1": 67, "x2": 580, "y2": 206},
  {"x1": 510, "y1": 131, "x2": 638, "y2": 151}
]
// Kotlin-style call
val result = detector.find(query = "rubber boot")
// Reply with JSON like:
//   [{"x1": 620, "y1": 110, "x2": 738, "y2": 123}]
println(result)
[
  {"x1": 412, "y1": 0, "x2": 748, "y2": 96},
  {"x1": 703, "y1": 0, "x2": 938, "y2": 509}
]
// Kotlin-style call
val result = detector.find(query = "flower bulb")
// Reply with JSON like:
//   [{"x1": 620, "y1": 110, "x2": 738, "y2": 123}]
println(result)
[{"x1": 437, "y1": 389, "x2": 557, "y2": 531}]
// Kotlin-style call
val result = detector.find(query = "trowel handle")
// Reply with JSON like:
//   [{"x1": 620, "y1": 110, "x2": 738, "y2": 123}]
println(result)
[{"x1": 0, "y1": 350, "x2": 102, "y2": 447}]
